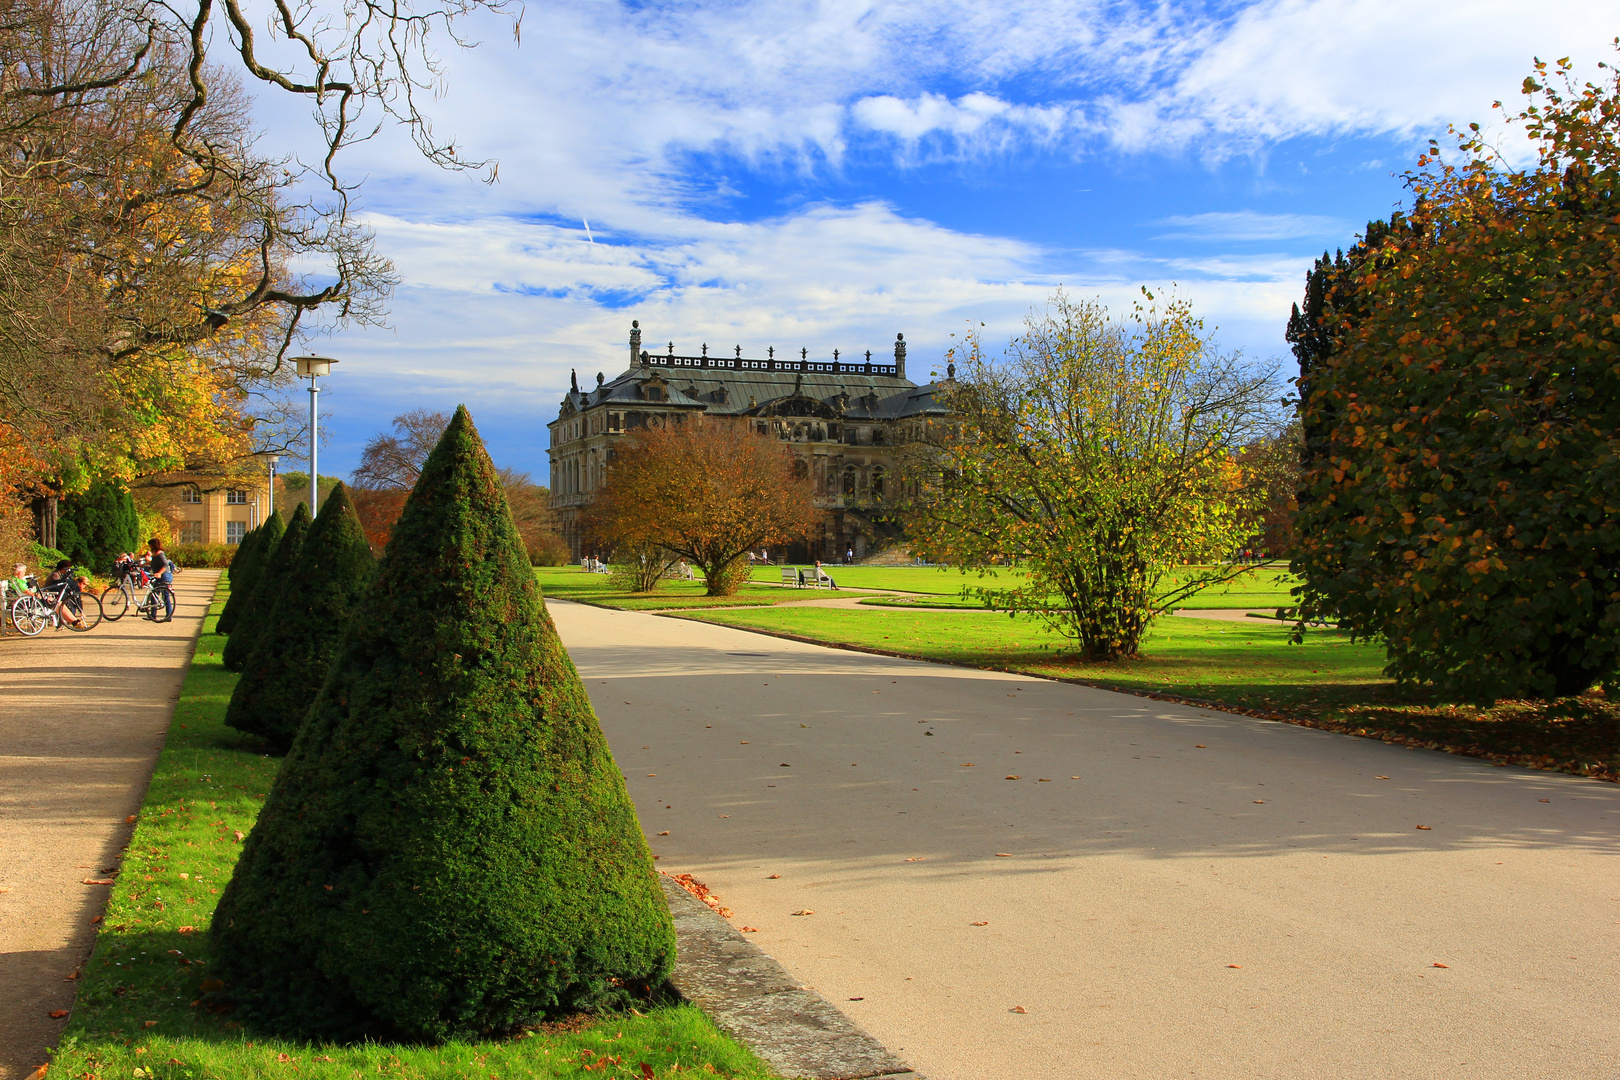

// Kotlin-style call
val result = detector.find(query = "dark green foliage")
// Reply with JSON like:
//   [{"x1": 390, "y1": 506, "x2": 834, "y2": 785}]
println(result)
[
  {"x1": 217, "y1": 511, "x2": 283, "y2": 635},
  {"x1": 225, "y1": 485, "x2": 375, "y2": 752},
  {"x1": 56, "y1": 480, "x2": 140, "y2": 573},
  {"x1": 221, "y1": 504, "x2": 309, "y2": 672},
  {"x1": 210, "y1": 406, "x2": 674, "y2": 1043}
]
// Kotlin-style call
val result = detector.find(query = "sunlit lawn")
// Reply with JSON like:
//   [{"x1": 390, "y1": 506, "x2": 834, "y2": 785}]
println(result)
[
  {"x1": 682, "y1": 604, "x2": 1620, "y2": 782},
  {"x1": 533, "y1": 566, "x2": 861, "y2": 609},
  {"x1": 51, "y1": 576, "x2": 779, "y2": 1080}
]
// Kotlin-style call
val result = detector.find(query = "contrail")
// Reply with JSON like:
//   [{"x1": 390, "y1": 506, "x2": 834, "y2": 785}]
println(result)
[{"x1": 582, "y1": 218, "x2": 595, "y2": 243}]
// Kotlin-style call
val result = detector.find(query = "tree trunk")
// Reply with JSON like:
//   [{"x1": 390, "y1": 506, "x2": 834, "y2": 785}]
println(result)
[{"x1": 33, "y1": 496, "x2": 57, "y2": 549}]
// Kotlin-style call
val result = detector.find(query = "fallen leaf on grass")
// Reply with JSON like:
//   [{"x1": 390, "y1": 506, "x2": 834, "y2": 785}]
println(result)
[
  {"x1": 143, "y1": 1020, "x2": 158, "y2": 1028},
  {"x1": 791, "y1": 909, "x2": 815, "y2": 916},
  {"x1": 232, "y1": 830, "x2": 244, "y2": 843},
  {"x1": 641, "y1": 1064, "x2": 655, "y2": 1080},
  {"x1": 47, "y1": 1010, "x2": 68, "y2": 1019},
  {"x1": 1433, "y1": 963, "x2": 1449, "y2": 968},
  {"x1": 970, "y1": 921, "x2": 989, "y2": 926},
  {"x1": 1415, "y1": 825, "x2": 1432, "y2": 831},
  {"x1": 1009, "y1": 1006, "x2": 1027, "y2": 1014},
  {"x1": 178, "y1": 926, "x2": 195, "y2": 934}
]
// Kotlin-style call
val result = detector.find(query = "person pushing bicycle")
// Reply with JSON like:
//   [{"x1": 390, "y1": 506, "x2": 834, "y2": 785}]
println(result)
[{"x1": 145, "y1": 538, "x2": 174, "y2": 621}]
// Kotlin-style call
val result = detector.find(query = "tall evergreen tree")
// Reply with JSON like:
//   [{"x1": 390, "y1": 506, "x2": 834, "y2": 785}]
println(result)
[
  {"x1": 224, "y1": 485, "x2": 375, "y2": 752},
  {"x1": 56, "y1": 480, "x2": 140, "y2": 573},
  {"x1": 211, "y1": 407, "x2": 673, "y2": 1041},
  {"x1": 217, "y1": 510, "x2": 283, "y2": 635},
  {"x1": 221, "y1": 502, "x2": 309, "y2": 671}
]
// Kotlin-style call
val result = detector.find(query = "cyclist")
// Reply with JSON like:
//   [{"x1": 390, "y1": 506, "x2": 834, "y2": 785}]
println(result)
[
  {"x1": 41, "y1": 560, "x2": 87, "y2": 629},
  {"x1": 145, "y1": 537, "x2": 174, "y2": 620}
]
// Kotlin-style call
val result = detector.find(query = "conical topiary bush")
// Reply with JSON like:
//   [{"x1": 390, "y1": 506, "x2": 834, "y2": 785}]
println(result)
[
  {"x1": 210, "y1": 406, "x2": 674, "y2": 1042},
  {"x1": 224, "y1": 484, "x2": 375, "y2": 752},
  {"x1": 222, "y1": 502, "x2": 309, "y2": 672},
  {"x1": 217, "y1": 511, "x2": 283, "y2": 635}
]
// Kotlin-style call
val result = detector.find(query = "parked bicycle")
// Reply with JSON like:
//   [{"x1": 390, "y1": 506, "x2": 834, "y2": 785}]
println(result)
[{"x1": 101, "y1": 556, "x2": 145, "y2": 621}]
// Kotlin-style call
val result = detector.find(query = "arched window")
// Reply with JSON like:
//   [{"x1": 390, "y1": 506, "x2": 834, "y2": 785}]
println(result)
[
  {"x1": 842, "y1": 466, "x2": 856, "y2": 496},
  {"x1": 181, "y1": 484, "x2": 201, "y2": 504}
]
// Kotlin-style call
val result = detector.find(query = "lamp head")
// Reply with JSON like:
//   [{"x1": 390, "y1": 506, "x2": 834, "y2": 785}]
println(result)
[{"x1": 293, "y1": 355, "x2": 338, "y2": 378}]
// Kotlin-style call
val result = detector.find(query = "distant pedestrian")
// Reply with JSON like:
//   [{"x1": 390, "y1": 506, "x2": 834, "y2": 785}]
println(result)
[{"x1": 146, "y1": 538, "x2": 174, "y2": 621}]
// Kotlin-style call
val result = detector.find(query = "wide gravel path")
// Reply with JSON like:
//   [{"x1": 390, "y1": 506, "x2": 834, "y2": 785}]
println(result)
[
  {"x1": 550, "y1": 599, "x2": 1620, "y2": 1080},
  {"x1": 0, "y1": 571, "x2": 217, "y2": 1080}
]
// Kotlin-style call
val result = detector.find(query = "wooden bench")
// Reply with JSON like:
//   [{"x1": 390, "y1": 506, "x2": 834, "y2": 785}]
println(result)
[{"x1": 781, "y1": 566, "x2": 800, "y2": 587}]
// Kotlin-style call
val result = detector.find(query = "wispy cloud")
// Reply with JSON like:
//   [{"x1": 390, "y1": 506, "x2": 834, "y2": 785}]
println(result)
[{"x1": 1152, "y1": 211, "x2": 1347, "y2": 242}]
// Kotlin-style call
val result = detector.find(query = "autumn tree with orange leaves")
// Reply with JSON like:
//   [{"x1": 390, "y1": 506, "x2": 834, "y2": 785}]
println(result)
[
  {"x1": 589, "y1": 420, "x2": 819, "y2": 596},
  {"x1": 1290, "y1": 52, "x2": 1620, "y2": 700}
]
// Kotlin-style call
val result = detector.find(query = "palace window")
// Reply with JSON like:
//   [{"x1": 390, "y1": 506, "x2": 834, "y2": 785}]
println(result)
[
  {"x1": 871, "y1": 467, "x2": 886, "y2": 500},
  {"x1": 842, "y1": 466, "x2": 857, "y2": 496},
  {"x1": 180, "y1": 521, "x2": 204, "y2": 543},
  {"x1": 226, "y1": 489, "x2": 247, "y2": 504},
  {"x1": 181, "y1": 484, "x2": 201, "y2": 504},
  {"x1": 608, "y1": 412, "x2": 624, "y2": 432},
  {"x1": 226, "y1": 520, "x2": 247, "y2": 544}
]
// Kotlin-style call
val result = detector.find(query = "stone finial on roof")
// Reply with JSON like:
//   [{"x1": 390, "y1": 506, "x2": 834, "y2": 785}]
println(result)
[
  {"x1": 895, "y1": 332, "x2": 906, "y2": 380},
  {"x1": 640, "y1": 350, "x2": 650, "y2": 368},
  {"x1": 596, "y1": 372, "x2": 604, "y2": 386},
  {"x1": 734, "y1": 344, "x2": 742, "y2": 359},
  {"x1": 571, "y1": 369, "x2": 579, "y2": 393},
  {"x1": 701, "y1": 342, "x2": 708, "y2": 357},
  {"x1": 768, "y1": 346, "x2": 775, "y2": 360},
  {"x1": 668, "y1": 340, "x2": 675, "y2": 356}
]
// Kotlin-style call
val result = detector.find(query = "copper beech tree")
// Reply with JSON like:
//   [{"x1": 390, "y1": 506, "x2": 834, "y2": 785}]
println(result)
[{"x1": 588, "y1": 420, "x2": 819, "y2": 595}]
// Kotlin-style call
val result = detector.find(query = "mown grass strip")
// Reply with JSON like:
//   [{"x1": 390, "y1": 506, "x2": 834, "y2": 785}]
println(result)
[
  {"x1": 53, "y1": 576, "x2": 779, "y2": 1080},
  {"x1": 678, "y1": 604, "x2": 1620, "y2": 783}
]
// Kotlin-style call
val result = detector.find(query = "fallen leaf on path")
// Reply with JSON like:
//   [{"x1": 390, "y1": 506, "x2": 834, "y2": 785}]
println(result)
[
  {"x1": 646, "y1": 773, "x2": 656, "y2": 777},
  {"x1": 1415, "y1": 825, "x2": 1432, "y2": 830},
  {"x1": 1432, "y1": 963, "x2": 1449, "y2": 968},
  {"x1": 718, "y1": 815, "x2": 730, "y2": 818},
  {"x1": 24, "y1": 1066, "x2": 47, "y2": 1080},
  {"x1": 0, "y1": 887, "x2": 9, "y2": 893},
  {"x1": 47, "y1": 1010, "x2": 68, "y2": 1019},
  {"x1": 1038, "y1": 779, "x2": 1051, "y2": 782},
  {"x1": 971, "y1": 921, "x2": 988, "y2": 926},
  {"x1": 904, "y1": 857, "x2": 924, "y2": 862},
  {"x1": 1254, "y1": 800, "x2": 1265, "y2": 804},
  {"x1": 1538, "y1": 799, "x2": 1550, "y2": 803},
  {"x1": 1227, "y1": 964, "x2": 1242, "y2": 969},
  {"x1": 125, "y1": 815, "x2": 136, "y2": 823},
  {"x1": 848, "y1": 996, "x2": 864, "y2": 1001},
  {"x1": 1071, "y1": 776, "x2": 1081, "y2": 779},
  {"x1": 767, "y1": 874, "x2": 781, "y2": 879},
  {"x1": 790, "y1": 909, "x2": 815, "y2": 916},
  {"x1": 740, "y1": 741, "x2": 748, "y2": 744},
  {"x1": 89, "y1": 916, "x2": 102, "y2": 925},
  {"x1": 961, "y1": 763, "x2": 974, "y2": 767},
  {"x1": 81, "y1": 879, "x2": 112, "y2": 885},
  {"x1": 657, "y1": 831, "x2": 670, "y2": 836},
  {"x1": 1195, "y1": 745, "x2": 1206, "y2": 748},
  {"x1": 739, "y1": 926, "x2": 758, "y2": 933},
  {"x1": 1005, "y1": 775, "x2": 1021, "y2": 780},
  {"x1": 1009, "y1": 1006, "x2": 1027, "y2": 1014},
  {"x1": 780, "y1": 763, "x2": 790, "y2": 767},
  {"x1": 995, "y1": 853, "x2": 1012, "y2": 857},
  {"x1": 1375, "y1": 776, "x2": 1389, "y2": 780}
]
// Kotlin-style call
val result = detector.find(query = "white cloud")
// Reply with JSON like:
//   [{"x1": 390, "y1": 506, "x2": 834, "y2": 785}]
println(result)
[{"x1": 1153, "y1": 211, "x2": 1347, "y2": 241}]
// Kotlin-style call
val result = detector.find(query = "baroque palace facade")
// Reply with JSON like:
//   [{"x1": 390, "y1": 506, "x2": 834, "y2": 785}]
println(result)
[{"x1": 547, "y1": 322, "x2": 952, "y2": 562}]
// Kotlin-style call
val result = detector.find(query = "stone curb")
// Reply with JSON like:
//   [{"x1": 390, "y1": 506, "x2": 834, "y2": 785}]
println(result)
[{"x1": 660, "y1": 876, "x2": 923, "y2": 1080}]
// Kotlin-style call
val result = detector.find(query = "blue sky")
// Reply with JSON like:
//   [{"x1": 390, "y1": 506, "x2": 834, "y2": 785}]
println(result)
[{"x1": 260, "y1": 0, "x2": 1620, "y2": 480}]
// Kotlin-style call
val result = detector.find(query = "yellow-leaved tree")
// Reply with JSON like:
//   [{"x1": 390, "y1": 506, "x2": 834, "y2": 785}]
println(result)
[{"x1": 903, "y1": 289, "x2": 1283, "y2": 660}]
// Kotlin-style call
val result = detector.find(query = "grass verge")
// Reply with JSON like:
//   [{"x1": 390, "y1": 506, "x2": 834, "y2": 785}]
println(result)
[
  {"x1": 677, "y1": 605, "x2": 1620, "y2": 783},
  {"x1": 52, "y1": 575, "x2": 779, "y2": 1080}
]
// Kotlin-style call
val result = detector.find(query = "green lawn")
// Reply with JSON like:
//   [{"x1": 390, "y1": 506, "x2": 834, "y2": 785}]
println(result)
[
  {"x1": 535, "y1": 565, "x2": 882, "y2": 609},
  {"x1": 848, "y1": 565, "x2": 1300, "y2": 610},
  {"x1": 680, "y1": 604, "x2": 1620, "y2": 782},
  {"x1": 52, "y1": 575, "x2": 778, "y2": 1080}
]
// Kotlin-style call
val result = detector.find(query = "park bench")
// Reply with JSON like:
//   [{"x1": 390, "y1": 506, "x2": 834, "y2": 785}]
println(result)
[
  {"x1": 812, "y1": 567, "x2": 835, "y2": 589},
  {"x1": 781, "y1": 566, "x2": 799, "y2": 587}
]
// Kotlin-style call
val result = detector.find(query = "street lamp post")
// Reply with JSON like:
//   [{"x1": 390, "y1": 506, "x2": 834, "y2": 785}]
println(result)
[
  {"x1": 267, "y1": 455, "x2": 279, "y2": 519},
  {"x1": 292, "y1": 356, "x2": 338, "y2": 516}
]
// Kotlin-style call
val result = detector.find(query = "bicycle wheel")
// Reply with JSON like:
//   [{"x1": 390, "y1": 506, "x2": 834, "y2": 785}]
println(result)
[
  {"x1": 64, "y1": 591, "x2": 102, "y2": 631},
  {"x1": 11, "y1": 595, "x2": 48, "y2": 636},
  {"x1": 101, "y1": 583, "x2": 130, "y2": 621}
]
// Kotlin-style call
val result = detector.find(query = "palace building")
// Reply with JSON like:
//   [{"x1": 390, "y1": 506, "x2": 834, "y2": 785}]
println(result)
[{"x1": 547, "y1": 322, "x2": 952, "y2": 562}]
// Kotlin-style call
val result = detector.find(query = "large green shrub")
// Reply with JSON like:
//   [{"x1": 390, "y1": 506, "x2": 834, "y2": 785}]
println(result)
[
  {"x1": 217, "y1": 511, "x2": 282, "y2": 634},
  {"x1": 221, "y1": 503, "x2": 309, "y2": 672},
  {"x1": 211, "y1": 406, "x2": 673, "y2": 1042},
  {"x1": 57, "y1": 480, "x2": 140, "y2": 573},
  {"x1": 1289, "y1": 64, "x2": 1620, "y2": 700},
  {"x1": 168, "y1": 543, "x2": 238, "y2": 568},
  {"x1": 224, "y1": 485, "x2": 374, "y2": 752}
]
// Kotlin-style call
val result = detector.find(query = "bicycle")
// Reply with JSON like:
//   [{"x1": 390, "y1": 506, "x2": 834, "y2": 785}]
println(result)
[
  {"x1": 130, "y1": 577, "x2": 174, "y2": 622},
  {"x1": 101, "y1": 558, "x2": 143, "y2": 621},
  {"x1": 11, "y1": 574, "x2": 101, "y2": 635}
]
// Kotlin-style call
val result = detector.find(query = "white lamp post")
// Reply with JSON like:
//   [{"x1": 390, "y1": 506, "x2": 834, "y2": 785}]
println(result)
[
  {"x1": 293, "y1": 356, "x2": 338, "y2": 516},
  {"x1": 267, "y1": 455, "x2": 279, "y2": 519}
]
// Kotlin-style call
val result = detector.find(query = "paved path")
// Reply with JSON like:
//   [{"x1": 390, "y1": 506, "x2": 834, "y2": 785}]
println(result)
[
  {"x1": 0, "y1": 571, "x2": 217, "y2": 1080},
  {"x1": 550, "y1": 600, "x2": 1620, "y2": 1080}
]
